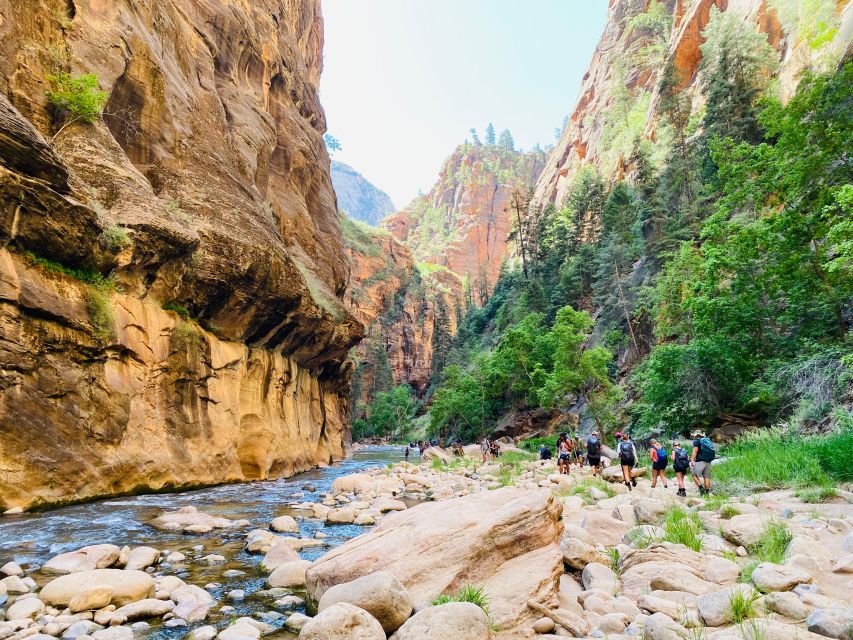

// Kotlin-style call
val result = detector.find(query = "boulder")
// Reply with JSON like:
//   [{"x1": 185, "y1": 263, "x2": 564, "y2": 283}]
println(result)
[
  {"x1": 751, "y1": 562, "x2": 812, "y2": 592},
  {"x1": 217, "y1": 622, "x2": 260, "y2": 640},
  {"x1": 806, "y1": 608, "x2": 853, "y2": 639},
  {"x1": 40, "y1": 570, "x2": 155, "y2": 607},
  {"x1": 123, "y1": 547, "x2": 159, "y2": 571},
  {"x1": 268, "y1": 560, "x2": 312, "y2": 588},
  {"x1": 187, "y1": 626, "x2": 218, "y2": 640},
  {"x1": 372, "y1": 498, "x2": 406, "y2": 513},
  {"x1": 173, "y1": 600, "x2": 211, "y2": 623},
  {"x1": 91, "y1": 627, "x2": 133, "y2": 640},
  {"x1": 170, "y1": 583, "x2": 215, "y2": 606},
  {"x1": 6, "y1": 596, "x2": 45, "y2": 620},
  {"x1": 306, "y1": 488, "x2": 561, "y2": 634},
  {"x1": 151, "y1": 507, "x2": 236, "y2": 533},
  {"x1": 582, "y1": 563, "x2": 620, "y2": 595},
  {"x1": 246, "y1": 530, "x2": 278, "y2": 553},
  {"x1": 601, "y1": 465, "x2": 647, "y2": 483},
  {"x1": 562, "y1": 524, "x2": 594, "y2": 545},
  {"x1": 63, "y1": 620, "x2": 103, "y2": 639},
  {"x1": 270, "y1": 516, "x2": 299, "y2": 534},
  {"x1": 650, "y1": 571, "x2": 718, "y2": 596},
  {"x1": 317, "y1": 571, "x2": 412, "y2": 634},
  {"x1": 332, "y1": 474, "x2": 373, "y2": 494},
  {"x1": 560, "y1": 537, "x2": 609, "y2": 570},
  {"x1": 698, "y1": 584, "x2": 759, "y2": 627},
  {"x1": 634, "y1": 498, "x2": 670, "y2": 525},
  {"x1": 43, "y1": 545, "x2": 120, "y2": 574},
  {"x1": 580, "y1": 511, "x2": 633, "y2": 547},
  {"x1": 0, "y1": 562, "x2": 22, "y2": 577},
  {"x1": 643, "y1": 611, "x2": 689, "y2": 640},
  {"x1": 421, "y1": 447, "x2": 450, "y2": 463},
  {"x1": 326, "y1": 508, "x2": 356, "y2": 524},
  {"x1": 764, "y1": 591, "x2": 810, "y2": 619},
  {"x1": 113, "y1": 598, "x2": 174, "y2": 620},
  {"x1": 1, "y1": 575, "x2": 28, "y2": 594},
  {"x1": 68, "y1": 585, "x2": 114, "y2": 613},
  {"x1": 395, "y1": 602, "x2": 490, "y2": 640},
  {"x1": 298, "y1": 603, "x2": 384, "y2": 640},
  {"x1": 720, "y1": 513, "x2": 767, "y2": 547},
  {"x1": 260, "y1": 542, "x2": 301, "y2": 572},
  {"x1": 623, "y1": 525, "x2": 664, "y2": 547},
  {"x1": 704, "y1": 556, "x2": 740, "y2": 584}
]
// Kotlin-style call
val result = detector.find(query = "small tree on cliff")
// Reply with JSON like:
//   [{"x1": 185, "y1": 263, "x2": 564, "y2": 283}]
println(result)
[
  {"x1": 469, "y1": 128, "x2": 482, "y2": 146},
  {"x1": 323, "y1": 133, "x2": 342, "y2": 154},
  {"x1": 485, "y1": 122, "x2": 496, "y2": 145}
]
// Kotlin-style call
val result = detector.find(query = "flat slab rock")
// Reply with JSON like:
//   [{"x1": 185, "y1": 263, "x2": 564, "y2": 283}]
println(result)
[{"x1": 306, "y1": 487, "x2": 563, "y2": 634}]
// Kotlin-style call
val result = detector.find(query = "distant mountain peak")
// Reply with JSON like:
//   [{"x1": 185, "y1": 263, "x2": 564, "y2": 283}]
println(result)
[{"x1": 331, "y1": 160, "x2": 396, "y2": 226}]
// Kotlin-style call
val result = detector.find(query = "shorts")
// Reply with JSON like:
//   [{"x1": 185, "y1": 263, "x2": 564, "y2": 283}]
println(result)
[
  {"x1": 674, "y1": 465, "x2": 689, "y2": 474},
  {"x1": 652, "y1": 461, "x2": 668, "y2": 471},
  {"x1": 559, "y1": 453, "x2": 570, "y2": 461},
  {"x1": 587, "y1": 456, "x2": 601, "y2": 467},
  {"x1": 693, "y1": 461, "x2": 712, "y2": 479}
]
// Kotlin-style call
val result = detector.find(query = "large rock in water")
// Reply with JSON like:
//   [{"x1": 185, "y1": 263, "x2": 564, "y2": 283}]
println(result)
[
  {"x1": 306, "y1": 488, "x2": 563, "y2": 633},
  {"x1": 317, "y1": 571, "x2": 413, "y2": 634},
  {"x1": 40, "y1": 569, "x2": 155, "y2": 606}
]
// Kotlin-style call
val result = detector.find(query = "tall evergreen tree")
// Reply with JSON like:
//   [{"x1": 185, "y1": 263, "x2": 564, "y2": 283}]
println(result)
[
  {"x1": 498, "y1": 128, "x2": 515, "y2": 152},
  {"x1": 485, "y1": 122, "x2": 496, "y2": 145}
]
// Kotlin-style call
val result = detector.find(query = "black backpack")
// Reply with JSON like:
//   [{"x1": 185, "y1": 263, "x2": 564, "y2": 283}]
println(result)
[
  {"x1": 587, "y1": 438, "x2": 601, "y2": 456},
  {"x1": 619, "y1": 441, "x2": 635, "y2": 465},
  {"x1": 674, "y1": 447, "x2": 689, "y2": 470}
]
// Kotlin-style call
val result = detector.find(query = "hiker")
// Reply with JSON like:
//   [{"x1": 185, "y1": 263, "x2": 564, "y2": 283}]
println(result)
[
  {"x1": 481, "y1": 437, "x2": 491, "y2": 463},
  {"x1": 614, "y1": 431, "x2": 622, "y2": 448},
  {"x1": 490, "y1": 440, "x2": 500, "y2": 459},
  {"x1": 586, "y1": 431, "x2": 602, "y2": 476},
  {"x1": 618, "y1": 432, "x2": 638, "y2": 490},
  {"x1": 404, "y1": 445, "x2": 410, "y2": 461},
  {"x1": 671, "y1": 440, "x2": 690, "y2": 497},
  {"x1": 557, "y1": 433, "x2": 572, "y2": 475},
  {"x1": 539, "y1": 443, "x2": 552, "y2": 461},
  {"x1": 649, "y1": 438, "x2": 669, "y2": 489},
  {"x1": 690, "y1": 430, "x2": 716, "y2": 496},
  {"x1": 573, "y1": 434, "x2": 585, "y2": 466}
]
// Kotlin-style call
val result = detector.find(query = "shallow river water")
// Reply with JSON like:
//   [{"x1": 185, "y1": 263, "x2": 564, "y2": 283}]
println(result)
[{"x1": 0, "y1": 446, "x2": 407, "y2": 639}]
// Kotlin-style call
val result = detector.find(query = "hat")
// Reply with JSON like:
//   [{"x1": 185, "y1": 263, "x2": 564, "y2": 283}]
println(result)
[
  {"x1": 615, "y1": 431, "x2": 622, "y2": 438},
  {"x1": 592, "y1": 431, "x2": 599, "y2": 436},
  {"x1": 692, "y1": 430, "x2": 704, "y2": 437}
]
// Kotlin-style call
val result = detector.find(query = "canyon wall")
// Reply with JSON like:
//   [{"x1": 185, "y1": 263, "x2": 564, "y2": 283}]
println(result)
[
  {"x1": 386, "y1": 142, "x2": 546, "y2": 300},
  {"x1": 533, "y1": 0, "x2": 853, "y2": 210},
  {"x1": 0, "y1": 0, "x2": 362, "y2": 509},
  {"x1": 341, "y1": 218, "x2": 461, "y2": 406}
]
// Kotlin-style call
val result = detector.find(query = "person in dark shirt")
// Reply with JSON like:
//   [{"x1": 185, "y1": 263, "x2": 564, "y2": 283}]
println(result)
[{"x1": 690, "y1": 430, "x2": 716, "y2": 496}]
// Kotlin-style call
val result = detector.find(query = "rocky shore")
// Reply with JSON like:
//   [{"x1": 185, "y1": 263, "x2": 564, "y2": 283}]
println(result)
[{"x1": 2, "y1": 445, "x2": 852, "y2": 639}]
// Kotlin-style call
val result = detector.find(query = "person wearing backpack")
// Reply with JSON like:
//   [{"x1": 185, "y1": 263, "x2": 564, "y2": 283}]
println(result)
[
  {"x1": 586, "y1": 431, "x2": 602, "y2": 476},
  {"x1": 618, "y1": 432, "x2": 638, "y2": 490},
  {"x1": 671, "y1": 441, "x2": 690, "y2": 497},
  {"x1": 690, "y1": 430, "x2": 716, "y2": 496},
  {"x1": 649, "y1": 438, "x2": 669, "y2": 489}
]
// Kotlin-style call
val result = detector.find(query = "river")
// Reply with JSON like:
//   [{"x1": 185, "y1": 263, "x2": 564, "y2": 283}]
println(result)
[{"x1": 0, "y1": 446, "x2": 406, "y2": 638}]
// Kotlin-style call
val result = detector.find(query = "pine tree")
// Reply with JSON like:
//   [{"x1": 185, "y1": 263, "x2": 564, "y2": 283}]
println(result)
[
  {"x1": 431, "y1": 300, "x2": 452, "y2": 379},
  {"x1": 485, "y1": 122, "x2": 496, "y2": 145},
  {"x1": 470, "y1": 127, "x2": 481, "y2": 146},
  {"x1": 498, "y1": 129, "x2": 515, "y2": 153}
]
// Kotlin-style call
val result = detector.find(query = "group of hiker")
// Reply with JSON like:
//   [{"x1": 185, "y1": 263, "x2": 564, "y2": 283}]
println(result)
[{"x1": 541, "y1": 429, "x2": 717, "y2": 496}]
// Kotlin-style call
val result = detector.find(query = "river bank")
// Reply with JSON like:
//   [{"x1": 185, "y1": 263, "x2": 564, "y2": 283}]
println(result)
[{"x1": 2, "y1": 444, "x2": 852, "y2": 639}]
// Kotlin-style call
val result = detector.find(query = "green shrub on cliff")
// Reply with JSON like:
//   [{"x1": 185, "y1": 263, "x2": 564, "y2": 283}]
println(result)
[
  {"x1": 46, "y1": 72, "x2": 107, "y2": 124},
  {"x1": 432, "y1": 584, "x2": 490, "y2": 613}
]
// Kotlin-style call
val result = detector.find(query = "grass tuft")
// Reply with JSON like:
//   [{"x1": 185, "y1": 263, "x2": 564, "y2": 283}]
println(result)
[
  {"x1": 748, "y1": 521, "x2": 792, "y2": 564},
  {"x1": 794, "y1": 485, "x2": 838, "y2": 503},
  {"x1": 568, "y1": 477, "x2": 616, "y2": 504},
  {"x1": 727, "y1": 588, "x2": 760, "y2": 623},
  {"x1": 432, "y1": 584, "x2": 489, "y2": 613},
  {"x1": 661, "y1": 505, "x2": 704, "y2": 552}
]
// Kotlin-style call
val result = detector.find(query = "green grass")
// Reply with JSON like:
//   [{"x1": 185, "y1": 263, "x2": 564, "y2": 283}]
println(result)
[
  {"x1": 715, "y1": 425, "x2": 853, "y2": 490},
  {"x1": 727, "y1": 588, "x2": 760, "y2": 623},
  {"x1": 719, "y1": 504, "x2": 740, "y2": 519},
  {"x1": 432, "y1": 584, "x2": 489, "y2": 613},
  {"x1": 430, "y1": 457, "x2": 447, "y2": 471},
  {"x1": 794, "y1": 485, "x2": 838, "y2": 503},
  {"x1": 24, "y1": 251, "x2": 113, "y2": 287},
  {"x1": 568, "y1": 477, "x2": 616, "y2": 505},
  {"x1": 100, "y1": 225, "x2": 132, "y2": 252},
  {"x1": 162, "y1": 301, "x2": 192, "y2": 319},
  {"x1": 605, "y1": 547, "x2": 621, "y2": 575},
  {"x1": 339, "y1": 213, "x2": 389, "y2": 257},
  {"x1": 748, "y1": 521, "x2": 792, "y2": 564},
  {"x1": 518, "y1": 435, "x2": 558, "y2": 453},
  {"x1": 499, "y1": 450, "x2": 535, "y2": 463},
  {"x1": 661, "y1": 505, "x2": 704, "y2": 552},
  {"x1": 85, "y1": 287, "x2": 114, "y2": 340}
]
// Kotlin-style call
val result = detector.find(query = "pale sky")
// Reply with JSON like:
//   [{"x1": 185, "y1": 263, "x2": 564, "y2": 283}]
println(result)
[{"x1": 321, "y1": 0, "x2": 608, "y2": 209}]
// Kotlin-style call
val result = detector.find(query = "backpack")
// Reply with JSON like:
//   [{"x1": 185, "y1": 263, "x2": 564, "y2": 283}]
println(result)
[
  {"x1": 698, "y1": 437, "x2": 716, "y2": 461},
  {"x1": 618, "y1": 441, "x2": 635, "y2": 464},
  {"x1": 654, "y1": 445, "x2": 668, "y2": 465},
  {"x1": 674, "y1": 447, "x2": 690, "y2": 469},
  {"x1": 587, "y1": 438, "x2": 601, "y2": 456}
]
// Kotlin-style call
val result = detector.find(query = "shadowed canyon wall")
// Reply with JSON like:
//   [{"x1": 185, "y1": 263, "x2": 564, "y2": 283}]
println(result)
[{"x1": 0, "y1": 0, "x2": 362, "y2": 509}]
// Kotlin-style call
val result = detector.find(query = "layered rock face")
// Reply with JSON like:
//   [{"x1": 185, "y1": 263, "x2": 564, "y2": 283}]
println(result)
[
  {"x1": 533, "y1": 0, "x2": 853, "y2": 210},
  {"x1": 0, "y1": 0, "x2": 362, "y2": 509},
  {"x1": 387, "y1": 142, "x2": 546, "y2": 299},
  {"x1": 330, "y1": 160, "x2": 396, "y2": 227},
  {"x1": 342, "y1": 220, "x2": 461, "y2": 400}
]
